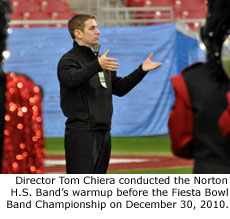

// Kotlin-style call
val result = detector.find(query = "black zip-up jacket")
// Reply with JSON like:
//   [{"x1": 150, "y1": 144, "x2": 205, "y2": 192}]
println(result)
[{"x1": 57, "y1": 41, "x2": 148, "y2": 132}]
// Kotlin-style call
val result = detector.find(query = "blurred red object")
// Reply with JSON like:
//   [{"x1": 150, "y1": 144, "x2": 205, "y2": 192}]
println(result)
[{"x1": 1, "y1": 73, "x2": 45, "y2": 174}]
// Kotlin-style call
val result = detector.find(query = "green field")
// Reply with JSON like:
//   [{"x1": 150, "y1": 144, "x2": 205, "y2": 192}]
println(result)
[
  {"x1": 45, "y1": 136, "x2": 172, "y2": 155},
  {"x1": 45, "y1": 136, "x2": 193, "y2": 174}
]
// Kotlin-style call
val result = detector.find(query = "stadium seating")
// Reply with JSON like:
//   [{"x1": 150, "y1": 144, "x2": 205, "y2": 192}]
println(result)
[
  {"x1": 179, "y1": 8, "x2": 207, "y2": 31},
  {"x1": 143, "y1": 0, "x2": 174, "y2": 7},
  {"x1": 174, "y1": 0, "x2": 207, "y2": 16},
  {"x1": 133, "y1": 0, "x2": 174, "y2": 25},
  {"x1": 174, "y1": 0, "x2": 207, "y2": 10},
  {"x1": 9, "y1": 0, "x2": 207, "y2": 31},
  {"x1": 125, "y1": 0, "x2": 207, "y2": 30},
  {"x1": 11, "y1": 0, "x2": 40, "y2": 13},
  {"x1": 23, "y1": 11, "x2": 51, "y2": 27},
  {"x1": 174, "y1": 0, "x2": 207, "y2": 31},
  {"x1": 124, "y1": 0, "x2": 146, "y2": 7},
  {"x1": 10, "y1": 0, "x2": 75, "y2": 28},
  {"x1": 50, "y1": 11, "x2": 77, "y2": 27},
  {"x1": 179, "y1": 8, "x2": 207, "y2": 19},
  {"x1": 9, "y1": 12, "x2": 24, "y2": 27},
  {"x1": 9, "y1": 11, "x2": 23, "y2": 20},
  {"x1": 40, "y1": 0, "x2": 70, "y2": 13}
]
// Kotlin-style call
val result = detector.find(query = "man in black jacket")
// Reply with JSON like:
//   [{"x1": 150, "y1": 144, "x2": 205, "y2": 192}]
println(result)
[{"x1": 57, "y1": 14, "x2": 162, "y2": 174}]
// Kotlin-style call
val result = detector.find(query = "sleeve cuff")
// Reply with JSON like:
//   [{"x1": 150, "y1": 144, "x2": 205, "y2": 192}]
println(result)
[
  {"x1": 94, "y1": 59, "x2": 103, "y2": 72},
  {"x1": 138, "y1": 64, "x2": 148, "y2": 74}
]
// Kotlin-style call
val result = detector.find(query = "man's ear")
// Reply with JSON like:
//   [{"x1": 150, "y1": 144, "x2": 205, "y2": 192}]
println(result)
[{"x1": 74, "y1": 29, "x2": 82, "y2": 40}]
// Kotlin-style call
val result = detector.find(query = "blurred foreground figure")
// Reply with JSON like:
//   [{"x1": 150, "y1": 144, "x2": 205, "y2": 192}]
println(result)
[
  {"x1": 0, "y1": 0, "x2": 45, "y2": 173},
  {"x1": 168, "y1": 0, "x2": 230, "y2": 174}
]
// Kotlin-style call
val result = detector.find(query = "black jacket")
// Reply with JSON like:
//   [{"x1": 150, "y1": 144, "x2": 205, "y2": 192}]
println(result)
[
  {"x1": 183, "y1": 63, "x2": 230, "y2": 173},
  {"x1": 58, "y1": 41, "x2": 148, "y2": 132}
]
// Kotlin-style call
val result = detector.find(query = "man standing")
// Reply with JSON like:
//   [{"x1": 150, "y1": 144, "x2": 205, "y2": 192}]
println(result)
[{"x1": 57, "y1": 14, "x2": 162, "y2": 174}]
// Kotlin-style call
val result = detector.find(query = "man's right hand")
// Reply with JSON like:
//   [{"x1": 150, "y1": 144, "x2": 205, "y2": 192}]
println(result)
[{"x1": 98, "y1": 49, "x2": 120, "y2": 71}]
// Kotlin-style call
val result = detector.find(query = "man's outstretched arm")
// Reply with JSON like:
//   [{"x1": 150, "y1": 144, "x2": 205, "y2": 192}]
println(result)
[{"x1": 112, "y1": 52, "x2": 162, "y2": 96}]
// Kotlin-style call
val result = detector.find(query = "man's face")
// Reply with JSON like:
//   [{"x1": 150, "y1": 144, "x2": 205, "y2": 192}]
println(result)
[{"x1": 75, "y1": 19, "x2": 101, "y2": 48}]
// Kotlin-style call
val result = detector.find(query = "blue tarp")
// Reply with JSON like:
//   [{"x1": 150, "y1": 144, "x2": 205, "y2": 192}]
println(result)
[{"x1": 3, "y1": 23, "x2": 205, "y2": 137}]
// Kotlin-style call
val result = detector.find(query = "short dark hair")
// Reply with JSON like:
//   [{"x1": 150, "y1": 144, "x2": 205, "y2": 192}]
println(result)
[{"x1": 68, "y1": 14, "x2": 96, "y2": 39}]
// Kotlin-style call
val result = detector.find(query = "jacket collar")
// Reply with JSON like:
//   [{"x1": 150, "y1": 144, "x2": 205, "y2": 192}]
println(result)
[{"x1": 73, "y1": 41, "x2": 95, "y2": 56}]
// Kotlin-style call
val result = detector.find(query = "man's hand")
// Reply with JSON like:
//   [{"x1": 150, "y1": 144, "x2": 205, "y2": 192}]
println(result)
[
  {"x1": 142, "y1": 53, "x2": 162, "y2": 72},
  {"x1": 98, "y1": 49, "x2": 120, "y2": 71}
]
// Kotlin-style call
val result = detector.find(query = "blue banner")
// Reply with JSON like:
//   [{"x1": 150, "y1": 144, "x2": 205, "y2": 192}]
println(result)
[{"x1": 4, "y1": 24, "x2": 205, "y2": 137}]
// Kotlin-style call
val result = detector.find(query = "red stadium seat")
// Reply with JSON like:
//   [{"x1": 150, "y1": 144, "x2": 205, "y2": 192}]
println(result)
[
  {"x1": 9, "y1": 12, "x2": 24, "y2": 28},
  {"x1": 40, "y1": 0, "x2": 70, "y2": 13},
  {"x1": 23, "y1": 11, "x2": 50, "y2": 19},
  {"x1": 186, "y1": 22, "x2": 202, "y2": 32},
  {"x1": 180, "y1": 8, "x2": 207, "y2": 19},
  {"x1": 134, "y1": 0, "x2": 174, "y2": 25},
  {"x1": 124, "y1": 0, "x2": 145, "y2": 7},
  {"x1": 23, "y1": 11, "x2": 51, "y2": 27},
  {"x1": 50, "y1": 11, "x2": 77, "y2": 27},
  {"x1": 179, "y1": 8, "x2": 207, "y2": 31},
  {"x1": 11, "y1": 0, "x2": 40, "y2": 13},
  {"x1": 174, "y1": 0, "x2": 207, "y2": 11},
  {"x1": 51, "y1": 11, "x2": 76, "y2": 20},
  {"x1": 143, "y1": 0, "x2": 174, "y2": 7},
  {"x1": 9, "y1": 12, "x2": 23, "y2": 20},
  {"x1": 173, "y1": 0, "x2": 207, "y2": 22},
  {"x1": 10, "y1": 0, "x2": 75, "y2": 28}
]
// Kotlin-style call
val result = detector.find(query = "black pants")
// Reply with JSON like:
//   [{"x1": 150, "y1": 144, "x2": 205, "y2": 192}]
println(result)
[{"x1": 64, "y1": 130, "x2": 111, "y2": 174}]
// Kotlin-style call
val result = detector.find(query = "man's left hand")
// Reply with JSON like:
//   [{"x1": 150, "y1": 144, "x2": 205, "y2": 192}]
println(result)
[{"x1": 142, "y1": 53, "x2": 162, "y2": 72}]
